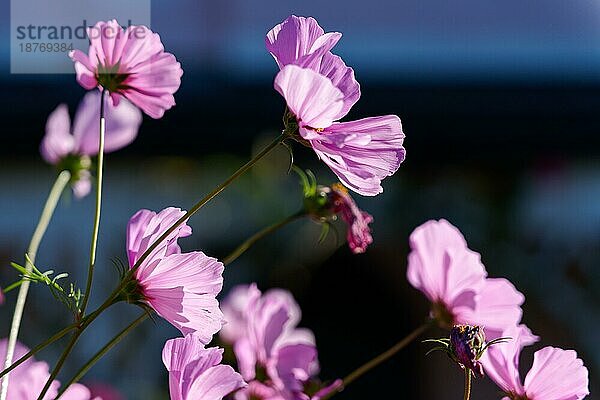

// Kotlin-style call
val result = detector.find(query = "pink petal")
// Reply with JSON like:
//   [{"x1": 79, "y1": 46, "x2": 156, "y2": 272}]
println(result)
[
  {"x1": 311, "y1": 115, "x2": 405, "y2": 196},
  {"x1": 234, "y1": 338, "x2": 257, "y2": 382},
  {"x1": 72, "y1": 91, "x2": 142, "y2": 156},
  {"x1": 68, "y1": 50, "x2": 98, "y2": 90},
  {"x1": 70, "y1": 20, "x2": 182, "y2": 119},
  {"x1": 481, "y1": 324, "x2": 538, "y2": 396},
  {"x1": 314, "y1": 52, "x2": 360, "y2": 119},
  {"x1": 524, "y1": 347, "x2": 589, "y2": 400},
  {"x1": 40, "y1": 104, "x2": 75, "y2": 164},
  {"x1": 185, "y1": 365, "x2": 246, "y2": 400},
  {"x1": 141, "y1": 251, "x2": 224, "y2": 342},
  {"x1": 271, "y1": 344, "x2": 318, "y2": 392},
  {"x1": 163, "y1": 336, "x2": 245, "y2": 400},
  {"x1": 220, "y1": 284, "x2": 256, "y2": 344},
  {"x1": 457, "y1": 278, "x2": 525, "y2": 339},
  {"x1": 406, "y1": 219, "x2": 486, "y2": 309},
  {"x1": 274, "y1": 65, "x2": 344, "y2": 138},
  {"x1": 126, "y1": 207, "x2": 191, "y2": 268},
  {"x1": 265, "y1": 15, "x2": 341, "y2": 69}
]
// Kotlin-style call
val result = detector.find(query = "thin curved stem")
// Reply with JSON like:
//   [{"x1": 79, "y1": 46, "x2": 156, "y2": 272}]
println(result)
[
  {"x1": 0, "y1": 321, "x2": 78, "y2": 379},
  {"x1": 0, "y1": 170, "x2": 71, "y2": 400},
  {"x1": 80, "y1": 88, "x2": 107, "y2": 315},
  {"x1": 223, "y1": 211, "x2": 305, "y2": 266},
  {"x1": 464, "y1": 369, "x2": 472, "y2": 400},
  {"x1": 321, "y1": 322, "x2": 432, "y2": 400},
  {"x1": 36, "y1": 295, "x2": 116, "y2": 400},
  {"x1": 100, "y1": 131, "x2": 290, "y2": 311},
  {"x1": 55, "y1": 312, "x2": 148, "y2": 398},
  {"x1": 37, "y1": 131, "x2": 289, "y2": 399}
]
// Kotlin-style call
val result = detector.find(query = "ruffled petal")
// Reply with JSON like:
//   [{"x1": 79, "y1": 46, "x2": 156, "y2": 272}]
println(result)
[
  {"x1": 141, "y1": 251, "x2": 224, "y2": 342},
  {"x1": 524, "y1": 347, "x2": 589, "y2": 400},
  {"x1": 163, "y1": 336, "x2": 245, "y2": 400},
  {"x1": 274, "y1": 65, "x2": 344, "y2": 139},
  {"x1": 406, "y1": 219, "x2": 486, "y2": 308},
  {"x1": 265, "y1": 15, "x2": 341, "y2": 69},
  {"x1": 126, "y1": 207, "x2": 191, "y2": 268},
  {"x1": 70, "y1": 20, "x2": 182, "y2": 119},
  {"x1": 311, "y1": 115, "x2": 405, "y2": 196},
  {"x1": 481, "y1": 324, "x2": 538, "y2": 396}
]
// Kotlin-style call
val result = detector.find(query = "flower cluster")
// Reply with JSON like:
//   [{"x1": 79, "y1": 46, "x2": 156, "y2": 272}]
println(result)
[
  {"x1": 408, "y1": 219, "x2": 589, "y2": 399},
  {"x1": 220, "y1": 284, "x2": 341, "y2": 400},
  {"x1": 0, "y1": 12, "x2": 591, "y2": 400}
]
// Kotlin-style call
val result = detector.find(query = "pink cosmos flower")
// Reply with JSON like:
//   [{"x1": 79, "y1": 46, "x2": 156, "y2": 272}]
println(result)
[
  {"x1": 221, "y1": 284, "x2": 336, "y2": 400},
  {"x1": 275, "y1": 65, "x2": 404, "y2": 197},
  {"x1": 407, "y1": 219, "x2": 524, "y2": 338},
  {"x1": 329, "y1": 183, "x2": 373, "y2": 253},
  {"x1": 70, "y1": 20, "x2": 183, "y2": 119},
  {"x1": 162, "y1": 334, "x2": 245, "y2": 400},
  {"x1": 0, "y1": 339, "x2": 99, "y2": 400},
  {"x1": 0, "y1": 288, "x2": 4, "y2": 305},
  {"x1": 40, "y1": 91, "x2": 141, "y2": 198},
  {"x1": 268, "y1": 17, "x2": 404, "y2": 196},
  {"x1": 481, "y1": 325, "x2": 590, "y2": 400},
  {"x1": 126, "y1": 207, "x2": 224, "y2": 343}
]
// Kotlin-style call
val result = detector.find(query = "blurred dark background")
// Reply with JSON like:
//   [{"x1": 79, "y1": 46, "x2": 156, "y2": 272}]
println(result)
[{"x1": 0, "y1": 1, "x2": 599, "y2": 399}]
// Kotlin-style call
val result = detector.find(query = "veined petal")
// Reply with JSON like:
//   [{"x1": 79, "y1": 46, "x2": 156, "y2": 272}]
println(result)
[
  {"x1": 126, "y1": 207, "x2": 191, "y2": 268},
  {"x1": 140, "y1": 251, "x2": 224, "y2": 341},
  {"x1": 265, "y1": 15, "x2": 341, "y2": 69},
  {"x1": 274, "y1": 65, "x2": 344, "y2": 138},
  {"x1": 524, "y1": 347, "x2": 589, "y2": 400},
  {"x1": 311, "y1": 115, "x2": 405, "y2": 196},
  {"x1": 316, "y1": 53, "x2": 360, "y2": 119},
  {"x1": 163, "y1": 336, "x2": 245, "y2": 400},
  {"x1": 185, "y1": 365, "x2": 245, "y2": 400},
  {"x1": 481, "y1": 324, "x2": 538, "y2": 396},
  {"x1": 70, "y1": 20, "x2": 182, "y2": 119}
]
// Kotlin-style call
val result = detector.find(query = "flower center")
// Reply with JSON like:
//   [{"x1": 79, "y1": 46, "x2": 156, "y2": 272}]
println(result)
[
  {"x1": 431, "y1": 301, "x2": 455, "y2": 329},
  {"x1": 96, "y1": 62, "x2": 130, "y2": 93}
]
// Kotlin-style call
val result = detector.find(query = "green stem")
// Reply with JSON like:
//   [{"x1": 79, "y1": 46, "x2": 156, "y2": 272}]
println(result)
[
  {"x1": 321, "y1": 322, "x2": 431, "y2": 400},
  {"x1": 464, "y1": 369, "x2": 472, "y2": 400},
  {"x1": 55, "y1": 312, "x2": 148, "y2": 398},
  {"x1": 0, "y1": 321, "x2": 78, "y2": 379},
  {"x1": 36, "y1": 294, "x2": 116, "y2": 400},
  {"x1": 102, "y1": 131, "x2": 290, "y2": 310},
  {"x1": 80, "y1": 88, "x2": 107, "y2": 315},
  {"x1": 0, "y1": 170, "x2": 70, "y2": 400},
  {"x1": 36, "y1": 132, "x2": 288, "y2": 399},
  {"x1": 222, "y1": 211, "x2": 305, "y2": 266}
]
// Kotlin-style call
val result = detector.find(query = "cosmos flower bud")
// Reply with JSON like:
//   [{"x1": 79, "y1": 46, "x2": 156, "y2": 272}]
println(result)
[
  {"x1": 296, "y1": 167, "x2": 374, "y2": 253},
  {"x1": 425, "y1": 324, "x2": 509, "y2": 378},
  {"x1": 449, "y1": 325, "x2": 486, "y2": 377}
]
